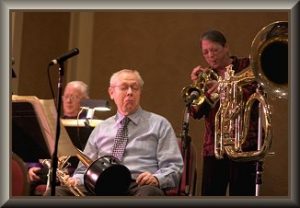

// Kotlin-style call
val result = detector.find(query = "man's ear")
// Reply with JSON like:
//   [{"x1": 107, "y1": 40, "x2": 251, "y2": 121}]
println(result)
[
  {"x1": 108, "y1": 87, "x2": 114, "y2": 100},
  {"x1": 224, "y1": 43, "x2": 229, "y2": 51}
]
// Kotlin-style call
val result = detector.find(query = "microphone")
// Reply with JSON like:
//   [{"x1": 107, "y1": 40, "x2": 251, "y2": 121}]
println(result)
[
  {"x1": 186, "y1": 90, "x2": 200, "y2": 104},
  {"x1": 49, "y1": 48, "x2": 79, "y2": 65}
]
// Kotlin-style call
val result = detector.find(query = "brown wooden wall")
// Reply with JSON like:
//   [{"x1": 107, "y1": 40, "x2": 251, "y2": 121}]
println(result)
[{"x1": 12, "y1": 11, "x2": 289, "y2": 196}]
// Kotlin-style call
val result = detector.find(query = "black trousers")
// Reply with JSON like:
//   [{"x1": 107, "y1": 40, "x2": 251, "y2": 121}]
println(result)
[
  {"x1": 44, "y1": 180, "x2": 165, "y2": 196},
  {"x1": 201, "y1": 156, "x2": 257, "y2": 196}
]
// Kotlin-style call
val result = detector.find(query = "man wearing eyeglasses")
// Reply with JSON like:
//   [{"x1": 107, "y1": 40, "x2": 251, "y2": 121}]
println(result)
[
  {"x1": 28, "y1": 81, "x2": 89, "y2": 195},
  {"x1": 45, "y1": 69, "x2": 183, "y2": 196},
  {"x1": 61, "y1": 81, "x2": 90, "y2": 119}
]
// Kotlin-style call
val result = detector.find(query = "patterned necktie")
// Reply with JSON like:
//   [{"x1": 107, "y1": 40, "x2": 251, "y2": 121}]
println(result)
[{"x1": 112, "y1": 117, "x2": 130, "y2": 161}]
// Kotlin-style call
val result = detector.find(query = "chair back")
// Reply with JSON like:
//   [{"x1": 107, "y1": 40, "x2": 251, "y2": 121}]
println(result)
[
  {"x1": 12, "y1": 153, "x2": 30, "y2": 196},
  {"x1": 166, "y1": 138, "x2": 197, "y2": 196}
]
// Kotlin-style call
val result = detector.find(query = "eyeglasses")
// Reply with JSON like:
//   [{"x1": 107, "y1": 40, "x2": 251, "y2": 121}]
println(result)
[
  {"x1": 202, "y1": 47, "x2": 223, "y2": 56},
  {"x1": 62, "y1": 95, "x2": 80, "y2": 101},
  {"x1": 113, "y1": 84, "x2": 141, "y2": 92}
]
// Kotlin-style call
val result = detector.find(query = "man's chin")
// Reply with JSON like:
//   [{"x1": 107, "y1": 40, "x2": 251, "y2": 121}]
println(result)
[
  {"x1": 210, "y1": 63, "x2": 218, "y2": 69},
  {"x1": 123, "y1": 105, "x2": 138, "y2": 115},
  {"x1": 64, "y1": 111, "x2": 76, "y2": 117}
]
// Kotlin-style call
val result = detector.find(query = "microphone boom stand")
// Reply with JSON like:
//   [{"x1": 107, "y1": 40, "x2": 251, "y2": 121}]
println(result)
[
  {"x1": 178, "y1": 102, "x2": 192, "y2": 195},
  {"x1": 50, "y1": 62, "x2": 65, "y2": 196}
]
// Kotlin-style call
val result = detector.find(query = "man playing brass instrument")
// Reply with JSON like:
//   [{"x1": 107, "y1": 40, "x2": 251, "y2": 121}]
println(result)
[{"x1": 189, "y1": 30, "x2": 260, "y2": 196}]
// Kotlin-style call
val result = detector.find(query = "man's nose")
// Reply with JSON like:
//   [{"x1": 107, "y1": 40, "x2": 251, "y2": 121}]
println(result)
[
  {"x1": 127, "y1": 87, "x2": 133, "y2": 94},
  {"x1": 66, "y1": 97, "x2": 73, "y2": 102},
  {"x1": 208, "y1": 51, "x2": 215, "y2": 57}
]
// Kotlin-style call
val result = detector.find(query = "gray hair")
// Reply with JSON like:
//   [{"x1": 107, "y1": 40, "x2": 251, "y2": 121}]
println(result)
[
  {"x1": 65, "y1": 81, "x2": 89, "y2": 98},
  {"x1": 109, "y1": 69, "x2": 144, "y2": 87}
]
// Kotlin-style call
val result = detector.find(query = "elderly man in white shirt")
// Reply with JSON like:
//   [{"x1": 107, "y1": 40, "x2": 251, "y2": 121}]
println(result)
[{"x1": 46, "y1": 69, "x2": 183, "y2": 196}]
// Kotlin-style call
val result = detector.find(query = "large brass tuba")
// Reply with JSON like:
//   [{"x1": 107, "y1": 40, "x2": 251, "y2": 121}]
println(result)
[{"x1": 214, "y1": 21, "x2": 288, "y2": 161}]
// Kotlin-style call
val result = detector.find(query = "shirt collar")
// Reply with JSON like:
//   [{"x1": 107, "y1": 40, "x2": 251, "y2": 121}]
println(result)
[{"x1": 115, "y1": 107, "x2": 142, "y2": 126}]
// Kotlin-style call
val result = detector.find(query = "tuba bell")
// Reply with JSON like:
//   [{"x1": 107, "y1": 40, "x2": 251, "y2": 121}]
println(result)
[
  {"x1": 214, "y1": 21, "x2": 288, "y2": 161},
  {"x1": 251, "y1": 21, "x2": 288, "y2": 99}
]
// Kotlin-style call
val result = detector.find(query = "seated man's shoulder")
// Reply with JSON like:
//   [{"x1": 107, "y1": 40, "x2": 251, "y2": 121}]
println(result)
[{"x1": 142, "y1": 110, "x2": 171, "y2": 124}]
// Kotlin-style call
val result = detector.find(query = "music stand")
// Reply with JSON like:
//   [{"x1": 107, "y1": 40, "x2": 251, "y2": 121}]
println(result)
[
  {"x1": 12, "y1": 95, "x2": 80, "y2": 161},
  {"x1": 80, "y1": 99, "x2": 111, "y2": 121},
  {"x1": 12, "y1": 96, "x2": 55, "y2": 162}
]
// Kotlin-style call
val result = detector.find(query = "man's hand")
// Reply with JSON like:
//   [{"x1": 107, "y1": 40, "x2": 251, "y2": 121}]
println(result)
[
  {"x1": 190, "y1": 65, "x2": 210, "y2": 82},
  {"x1": 66, "y1": 177, "x2": 80, "y2": 186},
  {"x1": 206, "y1": 80, "x2": 219, "y2": 95},
  {"x1": 136, "y1": 172, "x2": 159, "y2": 187},
  {"x1": 28, "y1": 167, "x2": 41, "y2": 182}
]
